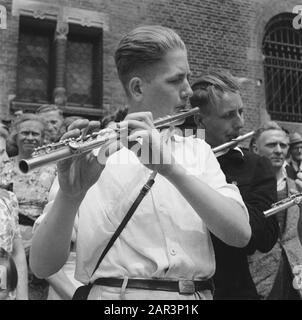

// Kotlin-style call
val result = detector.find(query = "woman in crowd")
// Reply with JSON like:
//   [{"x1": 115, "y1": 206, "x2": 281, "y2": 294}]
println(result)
[
  {"x1": 0, "y1": 122, "x2": 28, "y2": 300},
  {"x1": 0, "y1": 113, "x2": 56, "y2": 299}
]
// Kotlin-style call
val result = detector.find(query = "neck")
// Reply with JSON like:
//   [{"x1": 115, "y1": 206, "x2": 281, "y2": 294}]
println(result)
[
  {"x1": 205, "y1": 135, "x2": 223, "y2": 149},
  {"x1": 275, "y1": 166, "x2": 284, "y2": 181},
  {"x1": 204, "y1": 132, "x2": 215, "y2": 148},
  {"x1": 17, "y1": 151, "x2": 31, "y2": 160}
]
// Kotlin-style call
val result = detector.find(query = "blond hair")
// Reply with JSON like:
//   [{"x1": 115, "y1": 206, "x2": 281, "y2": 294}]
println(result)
[{"x1": 115, "y1": 25, "x2": 186, "y2": 95}]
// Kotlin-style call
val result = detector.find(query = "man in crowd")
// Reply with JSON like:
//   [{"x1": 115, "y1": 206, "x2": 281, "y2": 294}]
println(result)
[
  {"x1": 30, "y1": 25, "x2": 251, "y2": 300},
  {"x1": 250, "y1": 121, "x2": 302, "y2": 299},
  {"x1": 190, "y1": 70, "x2": 279, "y2": 299},
  {"x1": 287, "y1": 132, "x2": 302, "y2": 179},
  {"x1": 36, "y1": 104, "x2": 65, "y2": 144}
]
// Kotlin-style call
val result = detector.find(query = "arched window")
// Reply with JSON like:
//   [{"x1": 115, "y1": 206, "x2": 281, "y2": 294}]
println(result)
[{"x1": 263, "y1": 13, "x2": 302, "y2": 122}]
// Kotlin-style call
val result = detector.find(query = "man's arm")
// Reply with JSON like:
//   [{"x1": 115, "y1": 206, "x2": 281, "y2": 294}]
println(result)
[
  {"x1": 12, "y1": 238, "x2": 28, "y2": 300},
  {"x1": 46, "y1": 268, "x2": 79, "y2": 300},
  {"x1": 30, "y1": 119, "x2": 119, "y2": 279},
  {"x1": 126, "y1": 116, "x2": 251, "y2": 248},
  {"x1": 244, "y1": 155, "x2": 279, "y2": 254},
  {"x1": 163, "y1": 163, "x2": 251, "y2": 248}
]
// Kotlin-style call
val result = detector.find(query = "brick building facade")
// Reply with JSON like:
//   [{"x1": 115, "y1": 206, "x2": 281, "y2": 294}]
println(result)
[{"x1": 0, "y1": 0, "x2": 301, "y2": 134}]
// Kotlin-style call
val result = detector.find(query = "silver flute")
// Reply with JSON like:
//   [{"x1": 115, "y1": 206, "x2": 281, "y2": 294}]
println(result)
[
  {"x1": 19, "y1": 107, "x2": 200, "y2": 173},
  {"x1": 264, "y1": 193, "x2": 302, "y2": 217},
  {"x1": 212, "y1": 131, "x2": 255, "y2": 157}
]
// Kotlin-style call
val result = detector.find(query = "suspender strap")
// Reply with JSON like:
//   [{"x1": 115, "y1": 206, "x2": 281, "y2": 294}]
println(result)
[{"x1": 91, "y1": 170, "x2": 157, "y2": 276}]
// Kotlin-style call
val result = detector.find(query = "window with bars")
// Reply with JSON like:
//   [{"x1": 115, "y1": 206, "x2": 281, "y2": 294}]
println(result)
[
  {"x1": 17, "y1": 16, "x2": 55, "y2": 103},
  {"x1": 263, "y1": 13, "x2": 302, "y2": 122},
  {"x1": 16, "y1": 16, "x2": 102, "y2": 112},
  {"x1": 66, "y1": 23, "x2": 102, "y2": 107}
]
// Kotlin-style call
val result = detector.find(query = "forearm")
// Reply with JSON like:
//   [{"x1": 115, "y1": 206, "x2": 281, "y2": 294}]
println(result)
[
  {"x1": 163, "y1": 165, "x2": 251, "y2": 247},
  {"x1": 46, "y1": 269, "x2": 78, "y2": 300},
  {"x1": 30, "y1": 189, "x2": 84, "y2": 278},
  {"x1": 12, "y1": 239, "x2": 28, "y2": 300}
]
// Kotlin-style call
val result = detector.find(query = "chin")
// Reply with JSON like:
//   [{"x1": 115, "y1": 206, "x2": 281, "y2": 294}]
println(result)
[{"x1": 272, "y1": 162, "x2": 283, "y2": 168}]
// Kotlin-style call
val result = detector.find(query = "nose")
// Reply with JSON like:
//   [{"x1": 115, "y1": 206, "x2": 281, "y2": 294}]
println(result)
[
  {"x1": 26, "y1": 132, "x2": 36, "y2": 140},
  {"x1": 233, "y1": 112, "x2": 244, "y2": 130},
  {"x1": 180, "y1": 79, "x2": 193, "y2": 100},
  {"x1": 274, "y1": 143, "x2": 282, "y2": 153}
]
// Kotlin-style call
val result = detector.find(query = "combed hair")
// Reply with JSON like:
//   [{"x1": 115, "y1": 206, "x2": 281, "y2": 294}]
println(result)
[
  {"x1": 115, "y1": 25, "x2": 186, "y2": 95},
  {"x1": 253, "y1": 121, "x2": 287, "y2": 143},
  {"x1": 190, "y1": 69, "x2": 240, "y2": 115}
]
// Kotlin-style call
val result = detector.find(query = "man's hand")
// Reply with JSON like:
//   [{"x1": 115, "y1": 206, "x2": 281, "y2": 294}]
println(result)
[
  {"x1": 121, "y1": 112, "x2": 176, "y2": 175},
  {"x1": 57, "y1": 119, "x2": 121, "y2": 198}
]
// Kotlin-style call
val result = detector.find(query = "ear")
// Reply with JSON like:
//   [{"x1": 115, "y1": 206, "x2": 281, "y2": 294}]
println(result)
[
  {"x1": 252, "y1": 143, "x2": 258, "y2": 154},
  {"x1": 128, "y1": 77, "x2": 143, "y2": 101},
  {"x1": 194, "y1": 113, "x2": 205, "y2": 128}
]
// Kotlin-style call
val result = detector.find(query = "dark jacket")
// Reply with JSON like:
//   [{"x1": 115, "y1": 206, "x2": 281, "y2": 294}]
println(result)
[{"x1": 211, "y1": 148, "x2": 279, "y2": 299}]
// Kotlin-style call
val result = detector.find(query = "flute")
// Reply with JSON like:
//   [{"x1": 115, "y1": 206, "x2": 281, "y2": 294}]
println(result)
[
  {"x1": 19, "y1": 107, "x2": 200, "y2": 173},
  {"x1": 212, "y1": 131, "x2": 255, "y2": 157},
  {"x1": 264, "y1": 193, "x2": 302, "y2": 217}
]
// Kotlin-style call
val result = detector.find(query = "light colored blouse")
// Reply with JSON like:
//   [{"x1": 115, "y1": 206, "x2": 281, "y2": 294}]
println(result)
[
  {"x1": 0, "y1": 157, "x2": 56, "y2": 219},
  {"x1": 0, "y1": 189, "x2": 21, "y2": 253}
]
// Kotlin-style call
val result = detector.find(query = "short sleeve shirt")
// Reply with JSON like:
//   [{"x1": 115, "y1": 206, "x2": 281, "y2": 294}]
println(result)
[{"x1": 72, "y1": 135, "x2": 248, "y2": 283}]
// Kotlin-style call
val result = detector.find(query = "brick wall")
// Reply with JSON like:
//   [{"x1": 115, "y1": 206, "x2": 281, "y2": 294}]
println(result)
[
  {"x1": 0, "y1": 0, "x2": 19, "y2": 120},
  {"x1": 0, "y1": 0, "x2": 301, "y2": 134}
]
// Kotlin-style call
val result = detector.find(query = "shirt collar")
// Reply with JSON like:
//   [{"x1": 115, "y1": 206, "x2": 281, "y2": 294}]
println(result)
[
  {"x1": 277, "y1": 162, "x2": 287, "y2": 192},
  {"x1": 217, "y1": 146, "x2": 245, "y2": 159}
]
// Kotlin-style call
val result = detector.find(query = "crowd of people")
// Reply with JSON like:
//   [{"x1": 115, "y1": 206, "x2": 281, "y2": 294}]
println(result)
[{"x1": 0, "y1": 25, "x2": 302, "y2": 300}]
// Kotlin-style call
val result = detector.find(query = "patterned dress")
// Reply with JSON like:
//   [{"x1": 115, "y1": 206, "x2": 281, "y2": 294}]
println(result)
[
  {"x1": 0, "y1": 189, "x2": 21, "y2": 253},
  {"x1": 0, "y1": 157, "x2": 56, "y2": 300},
  {"x1": 0, "y1": 189, "x2": 20, "y2": 300},
  {"x1": 0, "y1": 156, "x2": 56, "y2": 252}
]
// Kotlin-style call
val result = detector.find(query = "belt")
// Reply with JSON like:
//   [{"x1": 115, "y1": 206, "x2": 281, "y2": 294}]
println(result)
[{"x1": 93, "y1": 278, "x2": 214, "y2": 294}]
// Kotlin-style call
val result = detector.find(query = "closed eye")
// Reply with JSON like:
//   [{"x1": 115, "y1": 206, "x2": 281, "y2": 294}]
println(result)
[{"x1": 222, "y1": 111, "x2": 236, "y2": 119}]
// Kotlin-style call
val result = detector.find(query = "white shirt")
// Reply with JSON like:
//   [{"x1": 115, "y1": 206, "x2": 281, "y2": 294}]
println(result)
[
  {"x1": 73, "y1": 135, "x2": 248, "y2": 284},
  {"x1": 277, "y1": 162, "x2": 288, "y2": 192}
]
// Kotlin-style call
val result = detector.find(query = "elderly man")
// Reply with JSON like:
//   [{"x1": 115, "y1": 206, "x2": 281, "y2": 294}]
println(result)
[
  {"x1": 250, "y1": 121, "x2": 302, "y2": 299},
  {"x1": 36, "y1": 104, "x2": 65, "y2": 144}
]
